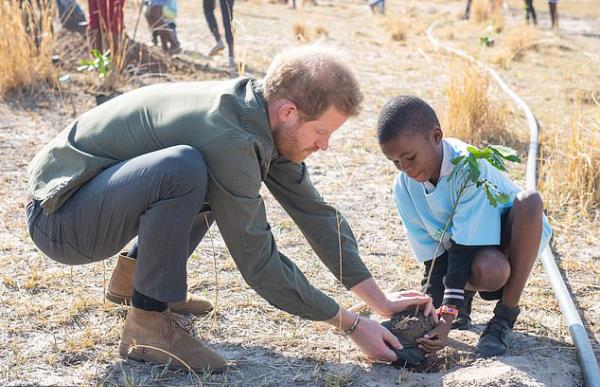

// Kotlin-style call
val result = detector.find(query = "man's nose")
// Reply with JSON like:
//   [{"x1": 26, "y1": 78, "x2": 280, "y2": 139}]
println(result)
[{"x1": 316, "y1": 137, "x2": 329, "y2": 151}]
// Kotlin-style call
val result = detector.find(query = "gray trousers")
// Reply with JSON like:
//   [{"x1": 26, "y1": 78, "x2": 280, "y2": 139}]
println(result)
[{"x1": 26, "y1": 145, "x2": 214, "y2": 302}]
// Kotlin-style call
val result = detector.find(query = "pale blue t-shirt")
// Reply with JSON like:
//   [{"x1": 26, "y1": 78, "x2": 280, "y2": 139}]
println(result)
[{"x1": 393, "y1": 138, "x2": 552, "y2": 263}]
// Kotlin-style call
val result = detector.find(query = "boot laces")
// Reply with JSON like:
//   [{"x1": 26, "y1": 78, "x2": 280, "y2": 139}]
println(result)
[{"x1": 165, "y1": 311, "x2": 191, "y2": 334}]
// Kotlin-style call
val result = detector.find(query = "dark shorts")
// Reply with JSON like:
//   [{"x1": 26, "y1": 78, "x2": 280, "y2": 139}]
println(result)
[{"x1": 421, "y1": 212, "x2": 510, "y2": 308}]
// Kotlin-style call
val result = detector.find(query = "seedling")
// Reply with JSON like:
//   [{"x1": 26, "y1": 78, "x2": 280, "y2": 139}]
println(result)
[
  {"x1": 383, "y1": 144, "x2": 520, "y2": 366},
  {"x1": 420, "y1": 144, "x2": 521, "y2": 309},
  {"x1": 77, "y1": 49, "x2": 112, "y2": 78},
  {"x1": 480, "y1": 35, "x2": 495, "y2": 47}
]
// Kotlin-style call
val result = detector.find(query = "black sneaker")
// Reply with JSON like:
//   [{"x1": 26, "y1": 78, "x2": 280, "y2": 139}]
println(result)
[
  {"x1": 476, "y1": 317, "x2": 513, "y2": 357},
  {"x1": 451, "y1": 291, "x2": 474, "y2": 330}
]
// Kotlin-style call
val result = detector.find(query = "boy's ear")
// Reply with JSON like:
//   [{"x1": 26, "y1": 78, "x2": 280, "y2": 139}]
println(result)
[{"x1": 431, "y1": 126, "x2": 443, "y2": 144}]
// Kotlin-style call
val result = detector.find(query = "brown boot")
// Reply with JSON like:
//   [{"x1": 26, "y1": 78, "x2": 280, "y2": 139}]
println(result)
[
  {"x1": 106, "y1": 253, "x2": 135, "y2": 305},
  {"x1": 119, "y1": 307, "x2": 227, "y2": 373},
  {"x1": 107, "y1": 253, "x2": 214, "y2": 316},
  {"x1": 169, "y1": 294, "x2": 214, "y2": 316}
]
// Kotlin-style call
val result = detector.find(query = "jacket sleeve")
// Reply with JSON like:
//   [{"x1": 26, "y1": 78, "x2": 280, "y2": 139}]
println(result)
[
  {"x1": 441, "y1": 242, "x2": 479, "y2": 308},
  {"x1": 264, "y1": 158, "x2": 372, "y2": 290},
  {"x1": 206, "y1": 147, "x2": 339, "y2": 321}
]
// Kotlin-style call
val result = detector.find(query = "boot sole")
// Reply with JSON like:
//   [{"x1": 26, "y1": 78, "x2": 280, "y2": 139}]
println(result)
[
  {"x1": 105, "y1": 290, "x2": 131, "y2": 305},
  {"x1": 119, "y1": 343, "x2": 227, "y2": 374}
]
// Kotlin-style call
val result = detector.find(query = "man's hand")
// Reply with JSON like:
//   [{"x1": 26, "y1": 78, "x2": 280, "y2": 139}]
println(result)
[
  {"x1": 416, "y1": 315, "x2": 452, "y2": 354},
  {"x1": 349, "y1": 316, "x2": 402, "y2": 362},
  {"x1": 379, "y1": 290, "x2": 438, "y2": 321},
  {"x1": 350, "y1": 278, "x2": 437, "y2": 322},
  {"x1": 325, "y1": 308, "x2": 401, "y2": 362}
]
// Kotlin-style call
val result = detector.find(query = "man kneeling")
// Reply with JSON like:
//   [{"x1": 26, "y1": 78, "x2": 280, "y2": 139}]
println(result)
[{"x1": 26, "y1": 45, "x2": 434, "y2": 373}]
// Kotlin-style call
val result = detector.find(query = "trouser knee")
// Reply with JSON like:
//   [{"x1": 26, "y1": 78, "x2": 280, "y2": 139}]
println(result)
[{"x1": 155, "y1": 145, "x2": 208, "y2": 198}]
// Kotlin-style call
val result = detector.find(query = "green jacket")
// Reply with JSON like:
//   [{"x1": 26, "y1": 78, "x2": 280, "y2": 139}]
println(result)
[{"x1": 27, "y1": 77, "x2": 371, "y2": 320}]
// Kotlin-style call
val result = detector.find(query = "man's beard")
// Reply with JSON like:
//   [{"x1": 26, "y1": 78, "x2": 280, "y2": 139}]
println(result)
[{"x1": 273, "y1": 122, "x2": 315, "y2": 163}]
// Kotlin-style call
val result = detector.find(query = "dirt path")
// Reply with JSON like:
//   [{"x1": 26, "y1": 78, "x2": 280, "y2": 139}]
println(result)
[{"x1": 1, "y1": 0, "x2": 599, "y2": 385}]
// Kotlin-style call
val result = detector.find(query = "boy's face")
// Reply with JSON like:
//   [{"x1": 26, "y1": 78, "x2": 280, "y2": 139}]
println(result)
[{"x1": 380, "y1": 127, "x2": 444, "y2": 184}]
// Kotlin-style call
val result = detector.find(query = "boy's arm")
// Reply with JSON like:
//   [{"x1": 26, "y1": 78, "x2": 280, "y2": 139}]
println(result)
[
  {"x1": 417, "y1": 242, "x2": 479, "y2": 354},
  {"x1": 393, "y1": 175, "x2": 443, "y2": 262}
]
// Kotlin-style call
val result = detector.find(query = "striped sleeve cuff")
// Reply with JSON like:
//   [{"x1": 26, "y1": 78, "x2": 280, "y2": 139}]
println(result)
[{"x1": 442, "y1": 288, "x2": 465, "y2": 308}]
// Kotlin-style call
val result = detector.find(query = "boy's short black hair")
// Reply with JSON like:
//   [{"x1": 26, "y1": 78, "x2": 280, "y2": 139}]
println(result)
[{"x1": 377, "y1": 95, "x2": 441, "y2": 144}]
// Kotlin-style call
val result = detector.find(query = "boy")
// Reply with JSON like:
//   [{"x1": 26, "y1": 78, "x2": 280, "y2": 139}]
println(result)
[
  {"x1": 146, "y1": 0, "x2": 181, "y2": 54},
  {"x1": 377, "y1": 96, "x2": 552, "y2": 357}
]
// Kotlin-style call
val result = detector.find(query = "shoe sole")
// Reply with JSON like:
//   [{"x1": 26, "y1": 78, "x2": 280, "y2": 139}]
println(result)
[
  {"x1": 119, "y1": 343, "x2": 227, "y2": 374},
  {"x1": 105, "y1": 290, "x2": 131, "y2": 305},
  {"x1": 169, "y1": 306, "x2": 214, "y2": 316},
  {"x1": 208, "y1": 47, "x2": 224, "y2": 56}
]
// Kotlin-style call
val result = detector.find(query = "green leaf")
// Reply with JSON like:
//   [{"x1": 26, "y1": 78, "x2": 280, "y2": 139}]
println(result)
[
  {"x1": 451, "y1": 155, "x2": 465, "y2": 165},
  {"x1": 489, "y1": 144, "x2": 521, "y2": 162},
  {"x1": 467, "y1": 157, "x2": 480, "y2": 182},
  {"x1": 482, "y1": 184, "x2": 498, "y2": 207},
  {"x1": 496, "y1": 193, "x2": 510, "y2": 204},
  {"x1": 488, "y1": 153, "x2": 507, "y2": 171}
]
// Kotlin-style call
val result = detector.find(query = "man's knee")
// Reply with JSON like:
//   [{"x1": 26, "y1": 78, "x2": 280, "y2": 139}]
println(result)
[
  {"x1": 159, "y1": 145, "x2": 207, "y2": 189},
  {"x1": 471, "y1": 249, "x2": 510, "y2": 291},
  {"x1": 514, "y1": 190, "x2": 544, "y2": 220}
]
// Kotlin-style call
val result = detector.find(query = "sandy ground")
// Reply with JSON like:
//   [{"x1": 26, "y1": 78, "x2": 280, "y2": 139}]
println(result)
[{"x1": 1, "y1": 0, "x2": 599, "y2": 385}]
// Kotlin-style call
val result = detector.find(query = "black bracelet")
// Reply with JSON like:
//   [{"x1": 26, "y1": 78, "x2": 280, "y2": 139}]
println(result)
[{"x1": 343, "y1": 314, "x2": 360, "y2": 335}]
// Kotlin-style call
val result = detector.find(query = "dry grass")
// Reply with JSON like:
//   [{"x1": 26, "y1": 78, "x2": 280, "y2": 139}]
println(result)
[
  {"x1": 292, "y1": 22, "x2": 311, "y2": 42},
  {"x1": 539, "y1": 102, "x2": 600, "y2": 218},
  {"x1": 0, "y1": 0, "x2": 56, "y2": 98},
  {"x1": 471, "y1": 0, "x2": 491, "y2": 23},
  {"x1": 489, "y1": 6, "x2": 504, "y2": 33},
  {"x1": 492, "y1": 24, "x2": 540, "y2": 68},
  {"x1": 1, "y1": 0, "x2": 599, "y2": 384},
  {"x1": 315, "y1": 25, "x2": 329, "y2": 38},
  {"x1": 381, "y1": 14, "x2": 407, "y2": 42},
  {"x1": 443, "y1": 61, "x2": 512, "y2": 147}
]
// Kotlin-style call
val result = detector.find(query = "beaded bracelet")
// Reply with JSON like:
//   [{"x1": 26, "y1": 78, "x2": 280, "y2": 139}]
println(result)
[{"x1": 438, "y1": 305, "x2": 459, "y2": 318}]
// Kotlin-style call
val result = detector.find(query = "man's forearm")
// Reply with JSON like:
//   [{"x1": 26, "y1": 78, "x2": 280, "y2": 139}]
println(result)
[{"x1": 350, "y1": 277, "x2": 391, "y2": 316}]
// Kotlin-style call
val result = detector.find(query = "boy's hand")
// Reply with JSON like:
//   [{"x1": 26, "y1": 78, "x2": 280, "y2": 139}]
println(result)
[
  {"x1": 381, "y1": 290, "x2": 438, "y2": 323},
  {"x1": 416, "y1": 315, "x2": 453, "y2": 354}
]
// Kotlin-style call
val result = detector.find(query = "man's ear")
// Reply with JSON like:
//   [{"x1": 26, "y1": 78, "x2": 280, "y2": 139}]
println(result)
[{"x1": 278, "y1": 100, "x2": 299, "y2": 123}]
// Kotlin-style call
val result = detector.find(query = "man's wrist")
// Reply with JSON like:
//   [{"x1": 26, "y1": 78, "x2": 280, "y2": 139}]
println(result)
[
  {"x1": 342, "y1": 314, "x2": 361, "y2": 335},
  {"x1": 325, "y1": 308, "x2": 360, "y2": 333},
  {"x1": 350, "y1": 277, "x2": 390, "y2": 315}
]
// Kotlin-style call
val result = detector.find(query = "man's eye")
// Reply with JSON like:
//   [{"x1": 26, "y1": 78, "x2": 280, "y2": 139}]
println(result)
[{"x1": 406, "y1": 156, "x2": 415, "y2": 161}]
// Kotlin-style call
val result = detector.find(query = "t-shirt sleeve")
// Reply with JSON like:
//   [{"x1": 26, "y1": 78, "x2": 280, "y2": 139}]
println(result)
[
  {"x1": 393, "y1": 175, "x2": 443, "y2": 262},
  {"x1": 450, "y1": 161, "x2": 503, "y2": 246}
]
